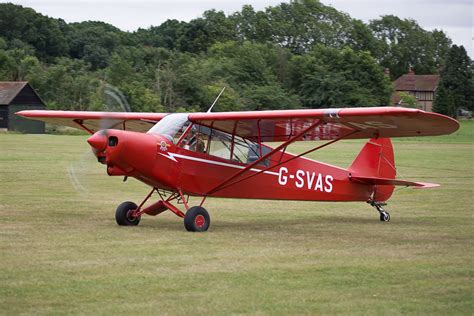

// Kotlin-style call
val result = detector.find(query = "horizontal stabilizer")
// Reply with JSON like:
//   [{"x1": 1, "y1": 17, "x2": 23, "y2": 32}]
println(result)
[{"x1": 351, "y1": 175, "x2": 439, "y2": 189}]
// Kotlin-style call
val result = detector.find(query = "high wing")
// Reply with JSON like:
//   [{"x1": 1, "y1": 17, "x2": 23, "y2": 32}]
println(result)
[
  {"x1": 17, "y1": 107, "x2": 459, "y2": 139},
  {"x1": 16, "y1": 110, "x2": 168, "y2": 134},
  {"x1": 189, "y1": 107, "x2": 459, "y2": 141}
]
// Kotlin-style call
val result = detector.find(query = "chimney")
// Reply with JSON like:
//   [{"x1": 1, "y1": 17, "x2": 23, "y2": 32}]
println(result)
[
  {"x1": 408, "y1": 67, "x2": 415, "y2": 75},
  {"x1": 384, "y1": 68, "x2": 390, "y2": 77}
]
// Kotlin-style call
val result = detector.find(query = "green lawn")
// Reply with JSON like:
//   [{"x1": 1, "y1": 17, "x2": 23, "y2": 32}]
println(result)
[{"x1": 0, "y1": 121, "x2": 473, "y2": 315}]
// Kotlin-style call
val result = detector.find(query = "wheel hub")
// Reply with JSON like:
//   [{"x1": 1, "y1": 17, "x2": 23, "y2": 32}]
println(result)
[
  {"x1": 195, "y1": 215, "x2": 205, "y2": 228},
  {"x1": 126, "y1": 209, "x2": 138, "y2": 221}
]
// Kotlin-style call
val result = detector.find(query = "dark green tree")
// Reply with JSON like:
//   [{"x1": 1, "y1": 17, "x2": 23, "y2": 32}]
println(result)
[
  {"x1": 177, "y1": 10, "x2": 236, "y2": 53},
  {"x1": 106, "y1": 53, "x2": 135, "y2": 86},
  {"x1": 134, "y1": 20, "x2": 187, "y2": 50},
  {"x1": 433, "y1": 45, "x2": 474, "y2": 116},
  {"x1": 230, "y1": 5, "x2": 271, "y2": 43},
  {"x1": 66, "y1": 21, "x2": 125, "y2": 69},
  {"x1": 0, "y1": 48, "x2": 17, "y2": 80},
  {"x1": 28, "y1": 58, "x2": 100, "y2": 110},
  {"x1": 0, "y1": 3, "x2": 69, "y2": 60},
  {"x1": 431, "y1": 30, "x2": 452, "y2": 68},
  {"x1": 433, "y1": 85, "x2": 456, "y2": 117},
  {"x1": 229, "y1": 1, "x2": 380, "y2": 55},
  {"x1": 0, "y1": 46, "x2": 42, "y2": 81},
  {"x1": 370, "y1": 15, "x2": 451, "y2": 78},
  {"x1": 289, "y1": 46, "x2": 392, "y2": 108},
  {"x1": 242, "y1": 83, "x2": 300, "y2": 110}
]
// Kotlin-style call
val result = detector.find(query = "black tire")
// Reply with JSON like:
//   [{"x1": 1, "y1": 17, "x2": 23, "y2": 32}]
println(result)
[
  {"x1": 115, "y1": 201, "x2": 141, "y2": 226},
  {"x1": 184, "y1": 206, "x2": 210, "y2": 232},
  {"x1": 380, "y1": 211, "x2": 390, "y2": 222}
]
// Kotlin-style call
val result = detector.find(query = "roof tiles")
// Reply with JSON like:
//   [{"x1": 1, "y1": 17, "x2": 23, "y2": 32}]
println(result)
[
  {"x1": 394, "y1": 74, "x2": 440, "y2": 92},
  {"x1": 0, "y1": 82, "x2": 28, "y2": 105}
]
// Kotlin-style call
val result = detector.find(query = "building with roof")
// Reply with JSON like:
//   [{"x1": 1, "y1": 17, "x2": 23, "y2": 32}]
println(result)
[
  {"x1": 391, "y1": 69, "x2": 440, "y2": 112},
  {"x1": 0, "y1": 82, "x2": 45, "y2": 133}
]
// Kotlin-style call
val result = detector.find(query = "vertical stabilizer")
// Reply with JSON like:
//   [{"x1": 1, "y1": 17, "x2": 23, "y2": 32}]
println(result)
[{"x1": 349, "y1": 138, "x2": 396, "y2": 201}]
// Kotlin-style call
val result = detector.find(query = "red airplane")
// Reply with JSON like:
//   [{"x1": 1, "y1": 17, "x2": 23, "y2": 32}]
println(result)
[{"x1": 17, "y1": 107, "x2": 459, "y2": 232}]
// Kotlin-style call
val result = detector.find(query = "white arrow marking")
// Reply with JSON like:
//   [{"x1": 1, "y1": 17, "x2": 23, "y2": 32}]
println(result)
[
  {"x1": 158, "y1": 152, "x2": 278, "y2": 176},
  {"x1": 159, "y1": 152, "x2": 178, "y2": 162}
]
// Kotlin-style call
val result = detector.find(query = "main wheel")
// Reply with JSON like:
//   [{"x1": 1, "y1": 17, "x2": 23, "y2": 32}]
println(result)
[
  {"x1": 379, "y1": 211, "x2": 390, "y2": 222},
  {"x1": 115, "y1": 201, "x2": 141, "y2": 226},
  {"x1": 184, "y1": 206, "x2": 210, "y2": 232}
]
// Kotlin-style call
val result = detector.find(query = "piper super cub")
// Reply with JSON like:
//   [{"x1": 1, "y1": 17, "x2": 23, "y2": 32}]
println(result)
[{"x1": 17, "y1": 106, "x2": 459, "y2": 232}]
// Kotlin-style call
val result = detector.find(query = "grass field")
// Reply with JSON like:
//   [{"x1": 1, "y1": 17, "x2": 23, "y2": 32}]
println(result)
[{"x1": 1, "y1": 121, "x2": 473, "y2": 315}]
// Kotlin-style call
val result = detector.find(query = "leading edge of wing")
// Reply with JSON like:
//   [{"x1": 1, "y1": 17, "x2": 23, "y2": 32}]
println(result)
[
  {"x1": 16, "y1": 110, "x2": 168, "y2": 121},
  {"x1": 16, "y1": 110, "x2": 168, "y2": 134}
]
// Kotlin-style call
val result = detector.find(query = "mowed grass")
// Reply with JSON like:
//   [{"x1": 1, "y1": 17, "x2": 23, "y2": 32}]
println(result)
[{"x1": 0, "y1": 121, "x2": 472, "y2": 315}]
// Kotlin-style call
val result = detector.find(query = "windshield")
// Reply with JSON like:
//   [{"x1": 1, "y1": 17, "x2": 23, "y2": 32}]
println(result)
[{"x1": 147, "y1": 113, "x2": 190, "y2": 143}]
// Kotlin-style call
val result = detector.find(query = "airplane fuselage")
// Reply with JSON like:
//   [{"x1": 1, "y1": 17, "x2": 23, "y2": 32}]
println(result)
[{"x1": 93, "y1": 130, "x2": 374, "y2": 202}]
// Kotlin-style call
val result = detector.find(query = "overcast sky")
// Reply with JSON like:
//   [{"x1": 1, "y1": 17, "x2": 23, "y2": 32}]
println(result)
[{"x1": 3, "y1": 0, "x2": 473, "y2": 57}]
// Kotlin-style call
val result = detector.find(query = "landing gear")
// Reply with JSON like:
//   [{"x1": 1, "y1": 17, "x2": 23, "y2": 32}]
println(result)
[
  {"x1": 115, "y1": 201, "x2": 141, "y2": 226},
  {"x1": 117, "y1": 188, "x2": 210, "y2": 231},
  {"x1": 368, "y1": 200, "x2": 391, "y2": 222},
  {"x1": 184, "y1": 206, "x2": 210, "y2": 232}
]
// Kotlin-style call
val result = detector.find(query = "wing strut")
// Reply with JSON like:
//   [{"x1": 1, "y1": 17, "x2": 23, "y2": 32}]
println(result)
[
  {"x1": 206, "y1": 120, "x2": 325, "y2": 195},
  {"x1": 73, "y1": 119, "x2": 94, "y2": 134},
  {"x1": 209, "y1": 129, "x2": 360, "y2": 194}
]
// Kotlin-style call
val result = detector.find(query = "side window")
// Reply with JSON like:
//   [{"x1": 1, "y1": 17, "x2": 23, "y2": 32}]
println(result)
[
  {"x1": 246, "y1": 143, "x2": 261, "y2": 164},
  {"x1": 232, "y1": 136, "x2": 270, "y2": 167},
  {"x1": 183, "y1": 124, "x2": 270, "y2": 167},
  {"x1": 209, "y1": 130, "x2": 232, "y2": 159},
  {"x1": 181, "y1": 125, "x2": 209, "y2": 153},
  {"x1": 246, "y1": 142, "x2": 270, "y2": 167},
  {"x1": 232, "y1": 137, "x2": 250, "y2": 163}
]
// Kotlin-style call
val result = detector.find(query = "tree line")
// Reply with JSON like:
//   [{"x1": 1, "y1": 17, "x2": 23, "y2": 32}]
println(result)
[{"x1": 0, "y1": 1, "x2": 471, "y2": 116}]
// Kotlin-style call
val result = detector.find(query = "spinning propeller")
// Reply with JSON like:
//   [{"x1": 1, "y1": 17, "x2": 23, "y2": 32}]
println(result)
[{"x1": 67, "y1": 84, "x2": 131, "y2": 195}]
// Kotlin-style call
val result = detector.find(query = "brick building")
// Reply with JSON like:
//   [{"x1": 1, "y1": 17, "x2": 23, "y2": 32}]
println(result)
[{"x1": 391, "y1": 69, "x2": 440, "y2": 112}]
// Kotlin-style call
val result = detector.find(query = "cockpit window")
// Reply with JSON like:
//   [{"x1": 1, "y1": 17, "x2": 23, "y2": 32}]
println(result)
[{"x1": 147, "y1": 113, "x2": 190, "y2": 143}]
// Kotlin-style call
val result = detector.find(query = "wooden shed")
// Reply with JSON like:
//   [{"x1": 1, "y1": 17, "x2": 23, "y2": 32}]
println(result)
[{"x1": 0, "y1": 82, "x2": 45, "y2": 133}]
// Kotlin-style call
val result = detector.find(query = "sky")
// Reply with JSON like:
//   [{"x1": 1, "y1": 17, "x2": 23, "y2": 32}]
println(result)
[{"x1": 3, "y1": 0, "x2": 473, "y2": 57}]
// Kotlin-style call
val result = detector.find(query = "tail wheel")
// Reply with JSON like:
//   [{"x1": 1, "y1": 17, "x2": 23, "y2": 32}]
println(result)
[
  {"x1": 116, "y1": 201, "x2": 141, "y2": 226},
  {"x1": 380, "y1": 211, "x2": 390, "y2": 222},
  {"x1": 184, "y1": 206, "x2": 210, "y2": 232}
]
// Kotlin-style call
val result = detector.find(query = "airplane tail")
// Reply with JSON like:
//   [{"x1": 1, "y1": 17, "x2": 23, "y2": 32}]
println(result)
[
  {"x1": 349, "y1": 138, "x2": 397, "y2": 202},
  {"x1": 348, "y1": 138, "x2": 439, "y2": 202}
]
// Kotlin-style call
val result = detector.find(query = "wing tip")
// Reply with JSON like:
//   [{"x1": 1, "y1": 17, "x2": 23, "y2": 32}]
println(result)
[
  {"x1": 15, "y1": 110, "x2": 29, "y2": 117},
  {"x1": 412, "y1": 182, "x2": 440, "y2": 189},
  {"x1": 421, "y1": 111, "x2": 460, "y2": 135}
]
